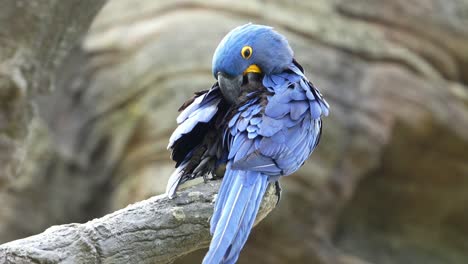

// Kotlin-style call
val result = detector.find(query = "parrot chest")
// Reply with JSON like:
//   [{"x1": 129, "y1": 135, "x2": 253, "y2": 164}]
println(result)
[{"x1": 224, "y1": 80, "x2": 320, "y2": 177}]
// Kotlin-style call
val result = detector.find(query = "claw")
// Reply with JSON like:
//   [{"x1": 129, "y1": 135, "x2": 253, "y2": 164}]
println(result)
[{"x1": 274, "y1": 181, "x2": 282, "y2": 206}]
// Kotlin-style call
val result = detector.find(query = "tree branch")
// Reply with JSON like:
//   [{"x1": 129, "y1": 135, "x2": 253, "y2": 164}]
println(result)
[{"x1": 0, "y1": 181, "x2": 277, "y2": 264}]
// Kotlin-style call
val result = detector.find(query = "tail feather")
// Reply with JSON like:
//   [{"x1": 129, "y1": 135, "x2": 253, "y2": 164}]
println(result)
[
  {"x1": 165, "y1": 161, "x2": 188, "y2": 198},
  {"x1": 224, "y1": 179, "x2": 267, "y2": 264},
  {"x1": 203, "y1": 168, "x2": 268, "y2": 264},
  {"x1": 210, "y1": 165, "x2": 236, "y2": 233}
]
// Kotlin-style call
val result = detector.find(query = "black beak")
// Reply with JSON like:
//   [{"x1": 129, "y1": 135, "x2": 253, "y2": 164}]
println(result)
[{"x1": 217, "y1": 72, "x2": 243, "y2": 104}]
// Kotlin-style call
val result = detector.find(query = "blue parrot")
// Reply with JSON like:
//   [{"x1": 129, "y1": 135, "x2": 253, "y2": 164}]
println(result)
[{"x1": 166, "y1": 24, "x2": 329, "y2": 264}]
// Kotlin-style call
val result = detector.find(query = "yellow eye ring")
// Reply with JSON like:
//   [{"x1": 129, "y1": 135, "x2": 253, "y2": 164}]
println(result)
[{"x1": 241, "y1": 46, "x2": 253, "y2": 59}]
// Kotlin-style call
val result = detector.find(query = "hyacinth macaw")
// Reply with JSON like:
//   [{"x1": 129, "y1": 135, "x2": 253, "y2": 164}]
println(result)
[{"x1": 166, "y1": 24, "x2": 329, "y2": 264}]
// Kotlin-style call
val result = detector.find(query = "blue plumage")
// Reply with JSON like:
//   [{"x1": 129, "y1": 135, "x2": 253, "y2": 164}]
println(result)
[
  {"x1": 205, "y1": 168, "x2": 269, "y2": 264},
  {"x1": 166, "y1": 24, "x2": 329, "y2": 263}
]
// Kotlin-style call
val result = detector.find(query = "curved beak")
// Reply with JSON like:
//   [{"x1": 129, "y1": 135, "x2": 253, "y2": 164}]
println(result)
[
  {"x1": 217, "y1": 72, "x2": 243, "y2": 104},
  {"x1": 217, "y1": 64, "x2": 262, "y2": 104}
]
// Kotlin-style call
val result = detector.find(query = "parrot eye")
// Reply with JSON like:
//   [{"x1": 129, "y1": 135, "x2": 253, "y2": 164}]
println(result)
[{"x1": 241, "y1": 46, "x2": 253, "y2": 59}]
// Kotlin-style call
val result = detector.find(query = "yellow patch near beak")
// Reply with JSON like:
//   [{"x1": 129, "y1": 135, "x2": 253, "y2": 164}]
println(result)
[{"x1": 243, "y1": 64, "x2": 262, "y2": 75}]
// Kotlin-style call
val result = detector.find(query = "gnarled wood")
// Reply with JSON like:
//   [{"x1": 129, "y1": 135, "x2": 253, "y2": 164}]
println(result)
[{"x1": 0, "y1": 182, "x2": 277, "y2": 264}]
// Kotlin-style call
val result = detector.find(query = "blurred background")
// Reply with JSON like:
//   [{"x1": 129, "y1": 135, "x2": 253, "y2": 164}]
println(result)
[{"x1": 1, "y1": 0, "x2": 468, "y2": 263}]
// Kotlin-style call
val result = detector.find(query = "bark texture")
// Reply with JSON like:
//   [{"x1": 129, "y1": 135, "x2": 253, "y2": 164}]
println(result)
[
  {"x1": 1, "y1": 0, "x2": 468, "y2": 264},
  {"x1": 0, "y1": 182, "x2": 277, "y2": 264}
]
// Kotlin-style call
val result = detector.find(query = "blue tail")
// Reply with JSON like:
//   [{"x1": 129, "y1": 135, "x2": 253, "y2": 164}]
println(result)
[{"x1": 202, "y1": 166, "x2": 269, "y2": 264}]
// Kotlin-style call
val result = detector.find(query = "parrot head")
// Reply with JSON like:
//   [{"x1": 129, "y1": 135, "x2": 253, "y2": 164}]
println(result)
[{"x1": 212, "y1": 24, "x2": 293, "y2": 103}]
